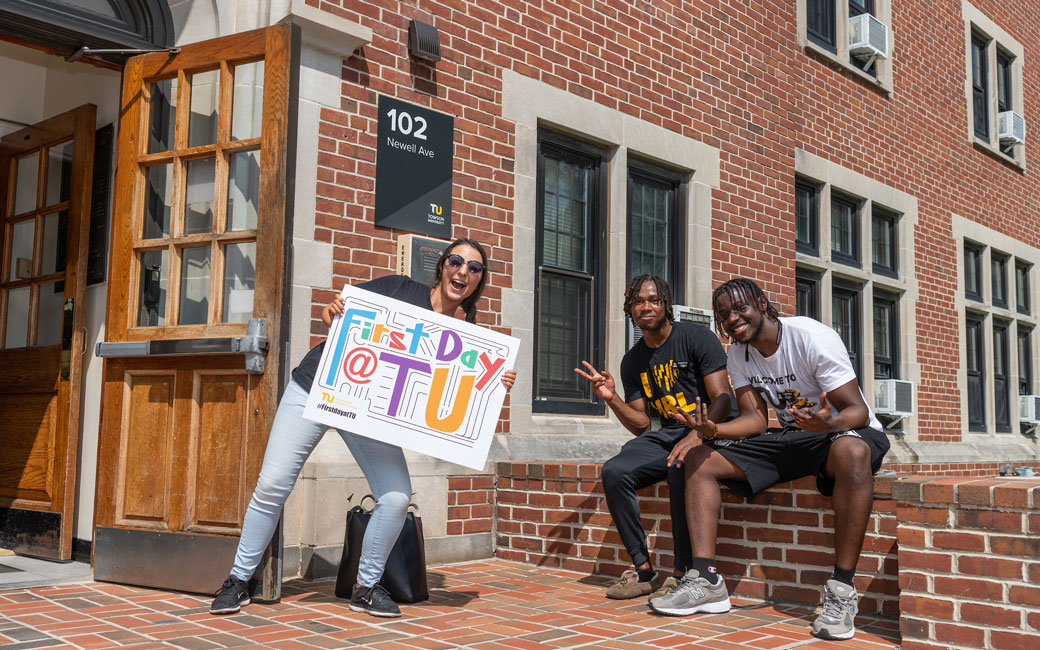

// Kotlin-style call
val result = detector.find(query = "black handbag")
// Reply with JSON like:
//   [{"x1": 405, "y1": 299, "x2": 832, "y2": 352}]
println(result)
[{"x1": 334, "y1": 495, "x2": 429, "y2": 603}]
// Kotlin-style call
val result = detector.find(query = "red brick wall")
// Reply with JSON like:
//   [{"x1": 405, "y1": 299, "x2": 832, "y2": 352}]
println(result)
[
  {"x1": 494, "y1": 462, "x2": 899, "y2": 616},
  {"x1": 446, "y1": 475, "x2": 495, "y2": 535},
  {"x1": 320, "y1": 0, "x2": 1040, "y2": 446},
  {"x1": 895, "y1": 476, "x2": 1040, "y2": 650}
]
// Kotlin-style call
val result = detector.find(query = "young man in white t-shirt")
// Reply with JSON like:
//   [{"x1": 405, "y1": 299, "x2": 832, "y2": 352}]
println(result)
[{"x1": 649, "y1": 278, "x2": 890, "y2": 641}]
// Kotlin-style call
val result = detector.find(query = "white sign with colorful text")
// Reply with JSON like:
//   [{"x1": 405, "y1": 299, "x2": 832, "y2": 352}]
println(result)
[{"x1": 303, "y1": 284, "x2": 520, "y2": 470}]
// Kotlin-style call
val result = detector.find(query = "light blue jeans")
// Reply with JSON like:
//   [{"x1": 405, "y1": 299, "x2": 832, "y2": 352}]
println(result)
[{"x1": 231, "y1": 379, "x2": 412, "y2": 588}]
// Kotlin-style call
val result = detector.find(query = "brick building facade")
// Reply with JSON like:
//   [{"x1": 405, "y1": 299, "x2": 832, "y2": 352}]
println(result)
[
  {"x1": 1, "y1": 0, "x2": 1037, "y2": 641},
  {"x1": 329, "y1": 0, "x2": 1039, "y2": 457}
]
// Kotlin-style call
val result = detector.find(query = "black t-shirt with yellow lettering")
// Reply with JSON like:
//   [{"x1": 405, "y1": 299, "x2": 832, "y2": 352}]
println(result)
[{"x1": 620, "y1": 321, "x2": 728, "y2": 443}]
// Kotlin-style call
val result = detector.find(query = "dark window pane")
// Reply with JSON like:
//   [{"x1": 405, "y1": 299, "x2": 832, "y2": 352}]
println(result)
[
  {"x1": 541, "y1": 156, "x2": 589, "y2": 272},
  {"x1": 536, "y1": 272, "x2": 591, "y2": 401},
  {"x1": 972, "y1": 35, "x2": 989, "y2": 139},
  {"x1": 795, "y1": 181, "x2": 818, "y2": 254},
  {"x1": 807, "y1": 0, "x2": 836, "y2": 49},
  {"x1": 628, "y1": 167, "x2": 680, "y2": 294},
  {"x1": 832, "y1": 285, "x2": 860, "y2": 377},
  {"x1": 873, "y1": 295, "x2": 897, "y2": 380},
  {"x1": 1017, "y1": 263, "x2": 1030, "y2": 314},
  {"x1": 966, "y1": 316, "x2": 985, "y2": 429},
  {"x1": 997, "y1": 51, "x2": 1012, "y2": 113},
  {"x1": 849, "y1": 0, "x2": 873, "y2": 16},
  {"x1": 1019, "y1": 328, "x2": 1033, "y2": 395},
  {"x1": 994, "y1": 321, "x2": 1010, "y2": 431},
  {"x1": 871, "y1": 207, "x2": 898, "y2": 275},
  {"x1": 965, "y1": 244, "x2": 983, "y2": 300},
  {"x1": 831, "y1": 196, "x2": 858, "y2": 264},
  {"x1": 992, "y1": 254, "x2": 1008, "y2": 307},
  {"x1": 796, "y1": 273, "x2": 818, "y2": 320}
]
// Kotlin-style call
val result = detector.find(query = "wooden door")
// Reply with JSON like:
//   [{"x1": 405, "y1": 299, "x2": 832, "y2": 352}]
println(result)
[
  {"x1": 0, "y1": 105, "x2": 95, "y2": 561},
  {"x1": 94, "y1": 26, "x2": 293, "y2": 595}
]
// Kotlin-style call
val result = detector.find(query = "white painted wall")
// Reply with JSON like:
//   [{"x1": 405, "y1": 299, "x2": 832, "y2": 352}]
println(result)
[{"x1": 0, "y1": 40, "x2": 120, "y2": 543}]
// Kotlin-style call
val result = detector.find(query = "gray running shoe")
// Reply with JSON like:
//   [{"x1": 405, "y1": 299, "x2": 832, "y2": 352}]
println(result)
[
  {"x1": 811, "y1": 579, "x2": 858, "y2": 640},
  {"x1": 648, "y1": 570, "x2": 731, "y2": 616},
  {"x1": 649, "y1": 575, "x2": 680, "y2": 601},
  {"x1": 606, "y1": 570, "x2": 661, "y2": 599}
]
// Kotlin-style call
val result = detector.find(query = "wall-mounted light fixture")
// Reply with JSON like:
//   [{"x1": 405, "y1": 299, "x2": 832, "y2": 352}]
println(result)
[{"x1": 408, "y1": 20, "x2": 441, "y2": 63}]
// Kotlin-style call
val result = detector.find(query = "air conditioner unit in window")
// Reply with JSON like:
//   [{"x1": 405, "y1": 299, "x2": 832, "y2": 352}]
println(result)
[
  {"x1": 998, "y1": 111, "x2": 1026, "y2": 145},
  {"x1": 849, "y1": 13, "x2": 889, "y2": 70},
  {"x1": 1020, "y1": 395, "x2": 1040, "y2": 424},
  {"x1": 875, "y1": 379, "x2": 913, "y2": 417},
  {"x1": 626, "y1": 304, "x2": 715, "y2": 348},
  {"x1": 673, "y1": 304, "x2": 715, "y2": 331}
]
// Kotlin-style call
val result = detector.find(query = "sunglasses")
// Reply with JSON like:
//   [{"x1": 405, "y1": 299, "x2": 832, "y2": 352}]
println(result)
[{"x1": 445, "y1": 253, "x2": 485, "y2": 275}]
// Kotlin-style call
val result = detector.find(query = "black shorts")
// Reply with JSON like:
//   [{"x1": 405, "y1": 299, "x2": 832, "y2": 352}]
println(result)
[{"x1": 708, "y1": 426, "x2": 890, "y2": 498}]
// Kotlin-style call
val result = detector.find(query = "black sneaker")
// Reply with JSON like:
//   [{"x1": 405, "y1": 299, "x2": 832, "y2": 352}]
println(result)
[
  {"x1": 349, "y1": 584, "x2": 401, "y2": 618},
  {"x1": 210, "y1": 575, "x2": 250, "y2": 614}
]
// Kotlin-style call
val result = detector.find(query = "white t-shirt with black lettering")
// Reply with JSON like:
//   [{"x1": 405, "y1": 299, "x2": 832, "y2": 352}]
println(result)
[{"x1": 727, "y1": 316, "x2": 882, "y2": 431}]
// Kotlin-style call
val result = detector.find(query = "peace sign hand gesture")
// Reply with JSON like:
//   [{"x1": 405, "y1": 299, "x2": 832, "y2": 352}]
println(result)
[{"x1": 574, "y1": 361, "x2": 616, "y2": 402}]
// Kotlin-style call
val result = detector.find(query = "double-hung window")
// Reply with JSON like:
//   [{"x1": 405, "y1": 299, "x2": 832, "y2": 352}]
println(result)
[
  {"x1": 534, "y1": 132, "x2": 606, "y2": 414},
  {"x1": 801, "y1": 0, "x2": 891, "y2": 88},
  {"x1": 956, "y1": 220, "x2": 1039, "y2": 434},
  {"x1": 793, "y1": 156, "x2": 914, "y2": 432},
  {"x1": 964, "y1": 4, "x2": 1026, "y2": 165}
]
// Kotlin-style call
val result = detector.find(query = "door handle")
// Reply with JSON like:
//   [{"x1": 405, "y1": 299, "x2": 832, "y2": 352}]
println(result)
[{"x1": 95, "y1": 318, "x2": 269, "y2": 374}]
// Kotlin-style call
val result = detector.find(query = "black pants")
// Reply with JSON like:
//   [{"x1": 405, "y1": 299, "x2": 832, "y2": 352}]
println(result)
[{"x1": 602, "y1": 431, "x2": 691, "y2": 572}]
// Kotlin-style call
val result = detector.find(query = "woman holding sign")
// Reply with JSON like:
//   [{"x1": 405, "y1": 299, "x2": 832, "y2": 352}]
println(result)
[{"x1": 211, "y1": 238, "x2": 515, "y2": 618}]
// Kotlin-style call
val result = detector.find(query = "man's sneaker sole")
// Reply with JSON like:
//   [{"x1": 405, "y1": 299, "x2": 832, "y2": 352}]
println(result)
[
  {"x1": 209, "y1": 596, "x2": 249, "y2": 615},
  {"x1": 349, "y1": 602, "x2": 402, "y2": 618},
  {"x1": 811, "y1": 627, "x2": 855, "y2": 641},
  {"x1": 650, "y1": 596, "x2": 731, "y2": 616}
]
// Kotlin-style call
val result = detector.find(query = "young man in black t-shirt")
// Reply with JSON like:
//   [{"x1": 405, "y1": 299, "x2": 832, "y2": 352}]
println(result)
[{"x1": 576, "y1": 275, "x2": 730, "y2": 600}]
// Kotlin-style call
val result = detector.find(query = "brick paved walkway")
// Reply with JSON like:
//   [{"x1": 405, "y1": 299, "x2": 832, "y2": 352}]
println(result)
[{"x1": 0, "y1": 559, "x2": 900, "y2": 649}]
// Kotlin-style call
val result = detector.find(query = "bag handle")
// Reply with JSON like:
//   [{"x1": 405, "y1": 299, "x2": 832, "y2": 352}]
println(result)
[{"x1": 356, "y1": 493, "x2": 420, "y2": 513}]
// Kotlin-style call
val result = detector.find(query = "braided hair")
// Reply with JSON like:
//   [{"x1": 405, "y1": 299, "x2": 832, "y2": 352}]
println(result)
[
  {"x1": 430, "y1": 238, "x2": 489, "y2": 323},
  {"x1": 623, "y1": 274, "x2": 674, "y2": 323},
  {"x1": 711, "y1": 277, "x2": 779, "y2": 339}
]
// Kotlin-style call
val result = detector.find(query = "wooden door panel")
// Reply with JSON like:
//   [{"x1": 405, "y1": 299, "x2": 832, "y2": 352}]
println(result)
[
  {"x1": 0, "y1": 105, "x2": 94, "y2": 560},
  {"x1": 189, "y1": 373, "x2": 252, "y2": 532},
  {"x1": 96, "y1": 24, "x2": 290, "y2": 595},
  {"x1": 116, "y1": 373, "x2": 174, "y2": 527},
  {"x1": 0, "y1": 393, "x2": 56, "y2": 503},
  {"x1": 0, "y1": 346, "x2": 61, "y2": 391}
]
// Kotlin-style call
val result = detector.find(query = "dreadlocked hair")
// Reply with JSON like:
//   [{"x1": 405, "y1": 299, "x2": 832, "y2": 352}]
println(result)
[
  {"x1": 711, "y1": 277, "x2": 779, "y2": 339},
  {"x1": 623, "y1": 274, "x2": 674, "y2": 323},
  {"x1": 430, "y1": 237, "x2": 489, "y2": 323}
]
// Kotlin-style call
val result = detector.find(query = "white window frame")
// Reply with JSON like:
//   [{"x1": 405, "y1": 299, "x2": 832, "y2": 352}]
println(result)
[
  {"x1": 794, "y1": 150, "x2": 918, "y2": 434},
  {"x1": 797, "y1": 0, "x2": 894, "y2": 93},
  {"x1": 954, "y1": 216, "x2": 1040, "y2": 436},
  {"x1": 962, "y1": 1, "x2": 1026, "y2": 169}
]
